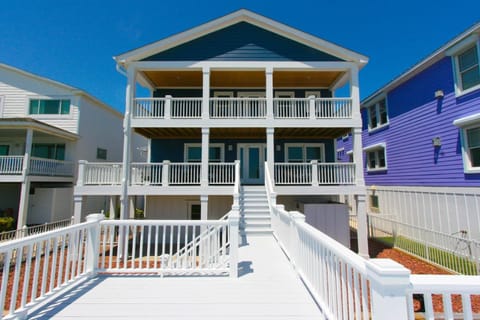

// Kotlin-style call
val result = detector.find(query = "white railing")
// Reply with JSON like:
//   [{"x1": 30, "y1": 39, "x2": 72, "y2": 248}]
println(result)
[
  {"x1": 208, "y1": 162, "x2": 236, "y2": 185},
  {"x1": 131, "y1": 163, "x2": 163, "y2": 185},
  {"x1": 368, "y1": 214, "x2": 480, "y2": 275},
  {"x1": 0, "y1": 217, "x2": 100, "y2": 319},
  {"x1": 29, "y1": 157, "x2": 74, "y2": 176},
  {"x1": 171, "y1": 98, "x2": 202, "y2": 118},
  {"x1": 318, "y1": 163, "x2": 356, "y2": 184},
  {"x1": 82, "y1": 162, "x2": 122, "y2": 185},
  {"x1": 273, "y1": 98, "x2": 309, "y2": 118},
  {"x1": 168, "y1": 163, "x2": 201, "y2": 185},
  {"x1": 210, "y1": 98, "x2": 267, "y2": 118},
  {"x1": 0, "y1": 218, "x2": 73, "y2": 242},
  {"x1": 316, "y1": 98, "x2": 352, "y2": 118},
  {"x1": 134, "y1": 98, "x2": 165, "y2": 118},
  {"x1": 274, "y1": 162, "x2": 356, "y2": 185},
  {"x1": 0, "y1": 156, "x2": 23, "y2": 175}
]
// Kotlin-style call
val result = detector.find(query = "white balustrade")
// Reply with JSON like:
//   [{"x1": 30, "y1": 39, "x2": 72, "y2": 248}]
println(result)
[
  {"x1": 29, "y1": 157, "x2": 74, "y2": 176},
  {"x1": 208, "y1": 163, "x2": 236, "y2": 185},
  {"x1": 171, "y1": 98, "x2": 202, "y2": 118},
  {"x1": 274, "y1": 162, "x2": 356, "y2": 185},
  {"x1": 131, "y1": 163, "x2": 163, "y2": 185},
  {"x1": 0, "y1": 156, "x2": 23, "y2": 174},
  {"x1": 317, "y1": 163, "x2": 356, "y2": 185},
  {"x1": 83, "y1": 162, "x2": 123, "y2": 185},
  {"x1": 134, "y1": 98, "x2": 165, "y2": 118},
  {"x1": 209, "y1": 98, "x2": 266, "y2": 118},
  {"x1": 273, "y1": 98, "x2": 309, "y2": 118},
  {"x1": 274, "y1": 163, "x2": 312, "y2": 184},
  {"x1": 169, "y1": 163, "x2": 201, "y2": 184},
  {"x1": 316, "y1": 98, "x2": 352, "y2": 118}
]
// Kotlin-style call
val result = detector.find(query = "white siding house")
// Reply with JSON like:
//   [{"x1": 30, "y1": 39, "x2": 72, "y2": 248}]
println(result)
[{"x1": 0, "y1": 63, "x2": 145, "y2": 229}]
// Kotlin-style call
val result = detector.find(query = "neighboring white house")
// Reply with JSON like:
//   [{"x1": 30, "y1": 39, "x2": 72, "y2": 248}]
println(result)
[
  {"x1": 73, "y1": 9, "x2": 370, "y2": 256},
  {"x1": 0, "y1": 63, "x2": 146, "y2": 229}
]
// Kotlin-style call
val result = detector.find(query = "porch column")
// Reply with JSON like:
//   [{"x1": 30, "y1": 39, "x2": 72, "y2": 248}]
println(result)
[
  {"x1": 352, "y1": 127, "x2": 365, "y2": 186},
  {"x1": 356, "y1": 194, "x2": 369, "y2": 258},
  {"x1": 266, "y1": 67, "x2": 273, "y2": 119},
  {"x1": 17, "y1": 128, "x2": 34, "y2": 229},
  {"x1": 120, "y1": 66, "x2": 136, "y2": 220},
  {"x1": 129, "y1": 196, "x2": 135, "y2": 219},
  {"x1": 349, "y1": 65, "x2": 361, "y2": 119},
  {"x1": 109, "y1": 196, "x2": 117, "y2": 220},
  {"x1": 266, "y1": 127, "x2": 274, "y2": 179},
  {"x1": 202, "y1": 67, "x2": 210, "y2": 120},
  {"x1": 200, "y1": 195, "x2": 208, "y2": 220},
  {"x1": 73, "y1": 195, "x2": 84, "y2": 224},
  {"x1": 201, "y1": 128, "x2": 209, "y2": 187}
]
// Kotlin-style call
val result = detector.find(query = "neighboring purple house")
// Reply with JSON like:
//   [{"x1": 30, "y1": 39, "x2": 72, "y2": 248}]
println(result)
[{"x1": 339, "y1": 22, "x2": 480, "y2": 240}]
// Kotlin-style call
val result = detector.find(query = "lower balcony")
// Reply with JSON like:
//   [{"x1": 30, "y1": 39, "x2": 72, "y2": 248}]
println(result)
[{"x1": 0, "y1": 156, "x2": 74, "y2": 181}]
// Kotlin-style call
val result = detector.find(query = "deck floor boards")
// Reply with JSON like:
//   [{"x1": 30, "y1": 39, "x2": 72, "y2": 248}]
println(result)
[{"x1": 29, "y1": 235, "x2": 325, "y2": 319}]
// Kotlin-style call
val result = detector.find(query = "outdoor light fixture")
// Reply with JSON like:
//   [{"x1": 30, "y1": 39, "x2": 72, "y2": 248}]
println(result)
[
  {"x1": 434, "y1": 90, "x2": 444, "y2": 99},
  {"x1": 432, "y1": 137, "x2": 442, "y2": 147}
]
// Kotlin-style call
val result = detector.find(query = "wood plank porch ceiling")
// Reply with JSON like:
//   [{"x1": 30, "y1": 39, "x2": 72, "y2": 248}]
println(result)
[
  {"x1": 134, "y1": 127, "x2": 350, "y2": 139},
  {"x1": 142, "y1": 70, "x2": 343, "y2": 88}
]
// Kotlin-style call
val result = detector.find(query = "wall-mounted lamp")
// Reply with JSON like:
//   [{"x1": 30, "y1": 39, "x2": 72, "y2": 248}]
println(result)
[
  {"x1": 275, "y1": 145, "x2": 281, "y2": 151},
  {"x1": 434, "y1": 90, "x2": 444, "y2": 99},
  {"x1": 432, "y1": 137, "x2": 442, "y2": 147},
  {"x1": 228, "y1": 145, "x2": 233, "y2": 151}
]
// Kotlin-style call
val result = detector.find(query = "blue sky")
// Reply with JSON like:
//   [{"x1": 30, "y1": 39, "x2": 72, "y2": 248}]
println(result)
[{"x1": 0, "y1": 0, "x2": 478, "y2": 112}]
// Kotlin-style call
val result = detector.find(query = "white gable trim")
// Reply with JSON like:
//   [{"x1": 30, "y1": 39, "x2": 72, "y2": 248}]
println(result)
[{"x1": 115, "y1": 9, "x2": 368, "y2": 66}]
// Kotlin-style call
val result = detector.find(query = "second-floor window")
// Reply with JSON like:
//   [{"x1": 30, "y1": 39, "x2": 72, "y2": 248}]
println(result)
[
  {"x1": 32, "y1": 143, "x2": 65, "y2": 160},
  {"x1": 456, "y1": 45, "x2": 480, "y2": 92},
  {"x1": 285, "y1": 143, "x2": 324, "y2": 163},
  {"x1": 29, "y1": 99, "x2": 70, "y2": 115},
  {"x1": 185, "y1": 144, "x2": 224, "y2": 162},
  {"x1": 367, "y1": 98, "x2": 388, "y2": 131},
  {"x1": 365, "y1": 144, "x2": 387, "y2": 171},
  {"x1": 466, "y1": 126, "x2": 480, "y2": 169}
]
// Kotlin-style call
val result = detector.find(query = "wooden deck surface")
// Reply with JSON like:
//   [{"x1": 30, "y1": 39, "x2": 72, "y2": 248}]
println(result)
[{"x1": 28, "y1": 235, "x2": 324, "y2": 319}]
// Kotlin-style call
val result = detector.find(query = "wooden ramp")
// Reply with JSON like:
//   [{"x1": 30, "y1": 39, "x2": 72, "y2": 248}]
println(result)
[{"x1": 29, "y1": 235, "x2": 325, "y2": 319}]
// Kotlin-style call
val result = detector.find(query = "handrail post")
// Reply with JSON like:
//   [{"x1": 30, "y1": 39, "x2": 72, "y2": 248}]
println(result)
[
  {"x1": 229, "y1": 209, "x2": 240, "y2": 278},
  {"x1": 165, "y1": 95, "x2": 171, "y2": 119},
  {"x1": 289, "y1": 211, "x2": 305, "y2": 269},
  {"x1": 308, "y1": 95, "x2": 316, "y2": 119},
  {"x1": 77, "y1": 160, "x2": 86, "y2": 186},
  {"x1": 311, "y1": 160, "x2": 318, "y2": 186},
  {"x1": 366, "y1": 259, "x2": 411, "y2": 320},
  {"x1": 85, "y1": 213, "x2": 105, "y2": 276},
  {"x1": 233, "y1": 160, "x2": 240, "y2": 209},
  {"x1": 162, "y1": 160, "x2": 170, "y2": 186}
]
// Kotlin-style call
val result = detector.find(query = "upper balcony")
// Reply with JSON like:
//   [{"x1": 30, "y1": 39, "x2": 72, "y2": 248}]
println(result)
[{"x1": 0, "y1": 156, "x2": 74, "y2": 182}]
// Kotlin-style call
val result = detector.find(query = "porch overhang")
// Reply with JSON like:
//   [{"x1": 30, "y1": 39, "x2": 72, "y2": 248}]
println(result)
[{"x1": 0, "y1": 118, "x2": 79, "y2": 141}]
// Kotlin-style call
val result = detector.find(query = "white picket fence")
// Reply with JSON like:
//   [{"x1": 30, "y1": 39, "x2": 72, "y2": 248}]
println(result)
[{"x1": 0, "y1": 213, "x2": 240, "y2": 319}]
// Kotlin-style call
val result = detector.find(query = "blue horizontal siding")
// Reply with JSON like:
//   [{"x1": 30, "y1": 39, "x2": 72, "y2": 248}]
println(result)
[
  {"x1": 363, "y1": 57, "x2": 480, "y2": 187},
  {"x1": 143, "y1": 22, "x2": 343, "y2": 62}
]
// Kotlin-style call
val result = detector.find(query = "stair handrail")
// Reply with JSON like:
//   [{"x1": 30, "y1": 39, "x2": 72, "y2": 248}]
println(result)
[
  {"x1": 264, "y1": 162, "x2": 277, "y2": 210},
  {"x1": 233, "y1": 160, "x2": 240, "y2": 208}
]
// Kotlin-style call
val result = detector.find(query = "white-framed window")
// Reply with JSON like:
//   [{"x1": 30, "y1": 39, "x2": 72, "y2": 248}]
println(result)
[
  {"x1": 96, "y1": 148, "x2": 107, "y2": 160},
  {"x1": 32, "y1": 143, "x2": 66, "y2": 160},
  {"x1": 184, "y1": 143, "x2": 224, "y2": 162},
  {"x1": 453, "y1": 113, "x2": 480, "y2": 173},
  {"x1": 447, "y1": 34, "x2": 480, "y2": 96},
  {"x1": 366, "y1": 98, "x2": 388, "y2": 131},
  {"x1": 275, "y1": 91, "x2": 295, "y2": 98},
  {"x1": 285, "y1": 143, "x2": 325, "y2": 163},
  {"x1": 364, "y1": 143, "x2": 387, "y2": 171},
  {"x1": 188, "y1": 202, "x2": 201, "y2": 220},
  {"x1": 305, "y1": 91, "x2": 322, "y2": 98},
  {"x1": 29, "y1": 98, "x2": 71, "y2": 115},
  {"x1": 0, "y1": 144, "x2": 10, "y2": 156},
  {"x1": 213, "y1": 91, "x2": 234, "y2": 98}
]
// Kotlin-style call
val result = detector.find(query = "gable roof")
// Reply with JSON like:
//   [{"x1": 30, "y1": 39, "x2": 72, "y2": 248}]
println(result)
[
  {"x1": 0, "y1": 63, "x2": 123, "y2": 118},
  {"x1": 114, "y1": 9, "x2": 368, "y2": 67},
  {"x1": 362, "y1": 21, "x2": 480, "y2": 106}
]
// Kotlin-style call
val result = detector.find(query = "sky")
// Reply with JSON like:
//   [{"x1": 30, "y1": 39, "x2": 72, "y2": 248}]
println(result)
[{"x1": 0, "y1": 0, "x2": 479, "y2": 113}]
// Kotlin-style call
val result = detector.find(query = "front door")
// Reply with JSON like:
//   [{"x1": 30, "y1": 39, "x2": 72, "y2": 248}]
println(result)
[{"x1": 238, "y1": 143, "x2": 266, "y2": 184}]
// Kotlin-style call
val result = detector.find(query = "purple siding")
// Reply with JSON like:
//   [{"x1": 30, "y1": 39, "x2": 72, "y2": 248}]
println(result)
[{"x1": 363, "y1": 56, "x2": 480, "y2": 187}]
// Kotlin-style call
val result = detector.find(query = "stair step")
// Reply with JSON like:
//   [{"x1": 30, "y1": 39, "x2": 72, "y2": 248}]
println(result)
[{"x1": 241, "y1": 228, "x2": 273, "y2": 236}]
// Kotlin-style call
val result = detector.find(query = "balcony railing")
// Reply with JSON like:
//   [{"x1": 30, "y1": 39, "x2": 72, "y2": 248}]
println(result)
[
  {"x1": 83, "y1": 162, "x2": 123, "y2": 185},
  {"x1": 133, "y1": 97, "x2": 352, "y2": 120},
  {"x1": 0, "y1": 156, "x2": 73, "y2": 177},
  {"x1": 274, "y1": 162, "x2": 356, "y2": 185}
]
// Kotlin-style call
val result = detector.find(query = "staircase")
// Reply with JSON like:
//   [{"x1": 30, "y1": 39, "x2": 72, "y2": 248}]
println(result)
[{"x1": 239, "y1": 185, "x2": 272, "y2": 236}]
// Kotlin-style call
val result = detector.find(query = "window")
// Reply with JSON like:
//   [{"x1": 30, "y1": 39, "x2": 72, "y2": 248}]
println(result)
[
  {"x1": 190, "y1": 203, "x2": 201, "y2": 220},
  {"x1": 367, "y1": 98, "x2": 388, "y2": 131},
  {"x1": 466, "y1": 126, "x2": 480, "y2": 168},
  {"x1": 29, "y1": 99, "x2": 70, "y2": 115},
  {"x1": 0, "y1": 145, "x2": 9, "y2": 156},
  {"x1": 32, "y1": 143, "x2": 65, "y2": 160},
  {"x1": 337, "y1": 148, "x2": 345, "y2": 160},
  {"x1": 97, "y1": 148, "x2": 107, "y2": 160},
  {"x1": 184, "y1": 143, "x2": 224, "y2": 162},
  {"x1": 456, "y1": 45, "x2": 480, "y2": 92},
  {"x1": 364, "y1": 143, "x2": 387, "y2": 171},
  {"x1": 285, "y1": 143, "x2": 324, "y2": 163},
  {"x1": 370, "y1": 194, "x2": 380, "y2": 212}
]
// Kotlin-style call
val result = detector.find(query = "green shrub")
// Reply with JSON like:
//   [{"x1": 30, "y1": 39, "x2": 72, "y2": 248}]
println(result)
[{"x1": 0, "y1": 216, "x2": 15, "y2": 232}]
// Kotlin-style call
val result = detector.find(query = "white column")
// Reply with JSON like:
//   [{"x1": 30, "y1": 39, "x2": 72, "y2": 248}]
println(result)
[
  {"x1": 266, "y1": 127, "x2": 274, "y2": 179},
  {"x1": 16, "y1": 178, "x2": 31, "y2": 230},
  {"x1": 129, "y1": 196, "x2": 135, "y2": 219},
  {"x1": 22, "y1": 128, "x2": 33, "y2": 179},
  {"x1": 349, "y1": 65, "x2": 361, "y2": 119},
  {"x1": 200, "y1": 195, "x2": 208, "y2": 220},
  {"x1": 366, "y1": 259, "x2": 411, "y2": 320},
  {"x1": 202, "y1": 67, "x2": 210, "y2": 120},
  {"x1": 201, "y1": 128, "x2": 209, "y2": 187},
  {"x1": 356, "y1": 194, "x2": 369, "y2": 258},
  {"x1": 266, "y1": 67, "x2": 273, "y2": 119},
  {"x1": 120, "y1": 66, "x2": 136, "y2": 220},
  {"x1": 73, "y1": 195, "x2": 84, "y2": 224},
  {"x1": 352, "y1": 127, "x2": 365, "y2": 186},
  {"x1": 109, "y1": 196, "x2": 117, "y2": 220}
]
